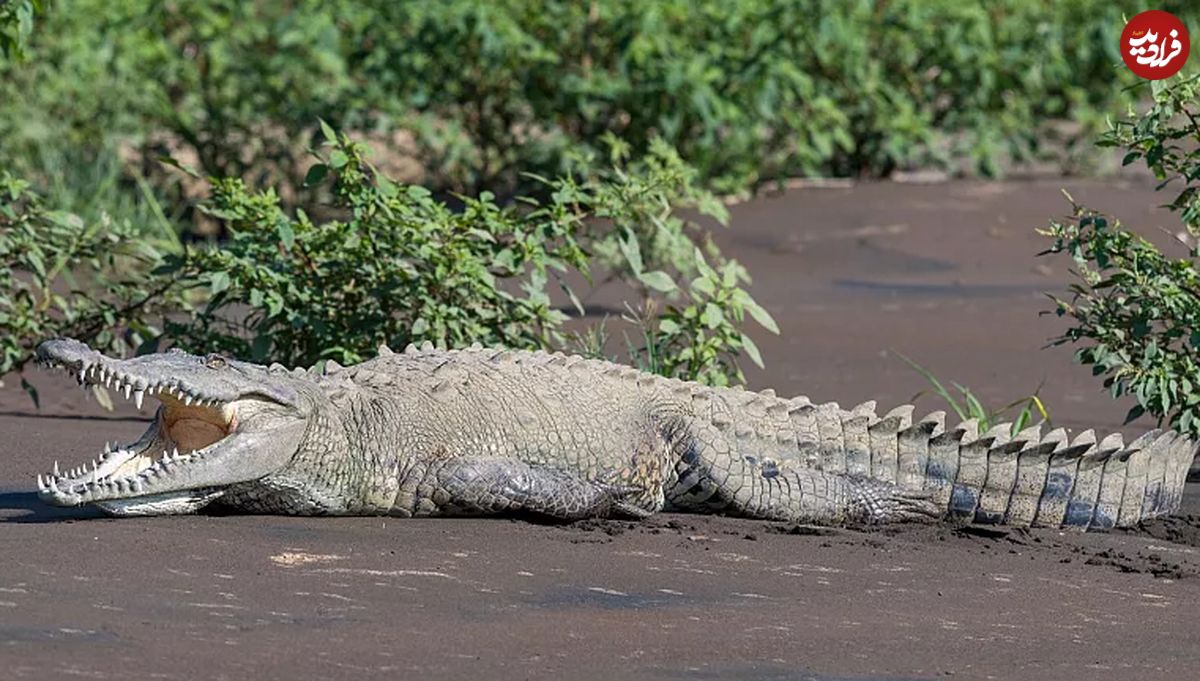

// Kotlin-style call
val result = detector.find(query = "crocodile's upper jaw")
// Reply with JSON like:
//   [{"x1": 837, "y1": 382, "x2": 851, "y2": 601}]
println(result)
[{"x1": 34, "y1": 339, "x2": 310, "y2": 516}]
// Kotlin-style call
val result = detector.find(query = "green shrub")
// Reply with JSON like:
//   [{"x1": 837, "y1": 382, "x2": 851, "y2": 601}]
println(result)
[
  {"x1": 0, "y1": 172, "x2": 183, "y2": 406},
  {"x1": 615, "y1": 250, "x2": 778, "y2": 387},
  {"x1": 1040, "y1": 76, "x2": 1200, "y2": 435},
  {"x1": 163, "y1": 128, "x2": 589, "y2": 365},
  {"x1": 162, "y1": 128, "x2": 776, "y2": 383}
]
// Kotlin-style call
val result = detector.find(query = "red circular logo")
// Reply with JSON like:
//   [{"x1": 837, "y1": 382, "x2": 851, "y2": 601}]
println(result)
[{"x1": 1122, "y1": 10, "x2": 1190, "y2": 80}]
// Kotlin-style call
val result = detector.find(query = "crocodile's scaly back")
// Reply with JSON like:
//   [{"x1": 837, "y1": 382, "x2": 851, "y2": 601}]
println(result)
[{"x1": 32, "y1": 339, "x2": 1197, "y2": 529}]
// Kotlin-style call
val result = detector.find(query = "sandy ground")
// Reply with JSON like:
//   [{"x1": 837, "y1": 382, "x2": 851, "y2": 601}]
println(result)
[{"x1": 3, "y1": 177, "x2": 1200, "y2": 681}]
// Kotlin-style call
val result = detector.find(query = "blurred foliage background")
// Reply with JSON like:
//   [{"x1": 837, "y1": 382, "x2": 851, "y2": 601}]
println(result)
[{"x1": 4, "y1": 0, "x2": 1193, "y2": 223}]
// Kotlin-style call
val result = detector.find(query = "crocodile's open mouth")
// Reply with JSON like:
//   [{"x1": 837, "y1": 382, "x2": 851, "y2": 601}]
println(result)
[
  {"x1": 34, "y1": 360, "x2": 246, "y2": 513},
  {"x1": 32, "y1": 343, "x2": 308, "y2": 515}
]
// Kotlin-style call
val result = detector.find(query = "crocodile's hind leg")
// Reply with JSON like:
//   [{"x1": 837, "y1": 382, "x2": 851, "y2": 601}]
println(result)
[{"x1": 677, "y1": 427, "x2": 940, "y2": 524}]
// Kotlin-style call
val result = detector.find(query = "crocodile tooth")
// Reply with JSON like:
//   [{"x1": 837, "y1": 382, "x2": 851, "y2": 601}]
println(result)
[
  {"x1": 134, "y1": 389, "x2": 145, "y2": 410},
  {"x1": 184, "y1": 395, "x2": 194, "y2": 406},
  {"x1": 36, "y1": 474, "x2": 45, "y2": 491},
  {"x1": 53, "y1": 461, "x2": 60, "y2": 476},
  {"x1": 48, "y1": 477, "x2": 59, "y2": 492},
  {"x1": 123, "y1": 383, "x2": 132, "y2": 400}
]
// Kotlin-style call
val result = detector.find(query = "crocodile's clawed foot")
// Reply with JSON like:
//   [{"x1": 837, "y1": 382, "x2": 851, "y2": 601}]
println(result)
[
  {"x1": 601, "y1": 483, "x2": 658, "y2": 520},
  {"x1": 850, "y1": 478, "x2": 940, "y2": 524},
  {"x1": 885, "y1": 489, "x2": 942, "y2": 523}
]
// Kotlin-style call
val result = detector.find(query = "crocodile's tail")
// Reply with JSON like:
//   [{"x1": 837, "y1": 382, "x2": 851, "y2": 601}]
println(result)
[{"x1": 786, "y1": 399, "x2": 1196, "y2": 530}]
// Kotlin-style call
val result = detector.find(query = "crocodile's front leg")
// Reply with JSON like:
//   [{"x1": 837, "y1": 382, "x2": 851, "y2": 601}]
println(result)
[{"x1": 390, "y1": 457, "x2": 640, "y2": 520}]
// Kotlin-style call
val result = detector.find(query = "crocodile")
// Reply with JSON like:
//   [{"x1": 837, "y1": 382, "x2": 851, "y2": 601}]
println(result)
[{"x1": 32, "y1": 337, "x2": 1196, "y2": 529}]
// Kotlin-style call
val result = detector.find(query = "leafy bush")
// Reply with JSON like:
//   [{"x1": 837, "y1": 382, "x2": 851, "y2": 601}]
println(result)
[
  {"x1": 1040, "y1": 76, "x2": 1200, "y2": 435},
  {"x1": 0, "y1": 172, "x2": 183, "y2": 406},
  {"x1": 163, "y1": 127, "x2": 588, "y2": 365},
  {"x1": 2, "y1": 0, "x2": 1188, "y2": 224},
  {"x1": 161, "y1": 128, "x2": 775, "y2": 382},
  {"x1": 620, "y1": 251, "x2": 778, "y2": 387}
]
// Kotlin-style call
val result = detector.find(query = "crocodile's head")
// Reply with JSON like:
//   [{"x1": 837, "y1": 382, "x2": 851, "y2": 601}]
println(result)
[{"x1": 34, "y1": 339, "x2": 315, "y2": 516}]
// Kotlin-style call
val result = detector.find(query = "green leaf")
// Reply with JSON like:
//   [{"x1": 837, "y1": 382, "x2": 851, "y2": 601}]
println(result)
[
  {"x1": 251, "y1": 334, "x2": 272, "y2": 361},
  {"x1": 304, "y1": 163, "x2": 329, "y2": 187},
  {"x1": 1016, "y1": 403, "x2": 1034, "y2": 431},
  {"x1": 741, "y1": 333, "x2": 764, "y2": 368},
  {"x1": 743, "y1": 299, "x2": 779, "y2": 334},
  {"x1": 618, "y1": 233, "x2": 644, "y2": 275},
  {"x1": 157, "y1": 155, "x2": 202, "y2": 179},
  {"x1": 690, "y1": 276, "x2": 716, "y2": 297},
  {"x1": 209, "y1": 271, "x2": 230, "y2": 295},
  {"x1": 277, "y1": 220, "x2": 295, "y2": 249},
  {"x1": 700, "y1": 302, "x2": 724, "y2": 329},
  {"x1": 318, "y1": 119, "x2": 338, "y2": 143},
  {"x1": 1124, "y1": 404, "x2": 1146, "y2": 424},
  {"x1": 46, "y1": 210, "x2": 84, "y2": 231},
  {"x1": 960, "y1": 387, "x2": 987, "y2": 421},
  {"x1": 638, "y1": 270, "x2": 676, "y2": 293},
  {"x1": 25, "y1": 249, "x2": 45, "y2": 278}
]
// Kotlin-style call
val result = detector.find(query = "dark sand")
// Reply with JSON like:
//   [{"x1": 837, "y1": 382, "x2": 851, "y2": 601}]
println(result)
[{"x1": 3, "y1": 177, "x2": 1199, "y2": 681}]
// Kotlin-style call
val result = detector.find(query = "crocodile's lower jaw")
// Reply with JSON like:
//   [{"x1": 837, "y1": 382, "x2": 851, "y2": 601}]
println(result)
[{"x1": 96, "y1": 489, "x2": 226, "y2": 516}]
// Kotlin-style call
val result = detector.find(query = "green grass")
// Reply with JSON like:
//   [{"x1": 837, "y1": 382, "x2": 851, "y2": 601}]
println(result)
[{"x1": 896, "y1": 352, "x2": 1051, "y2": 435}]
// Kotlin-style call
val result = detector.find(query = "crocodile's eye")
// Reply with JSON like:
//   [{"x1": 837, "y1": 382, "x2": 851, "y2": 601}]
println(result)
[{"x1": 204, "y1": 354, "x2": 227, "y2": 369}]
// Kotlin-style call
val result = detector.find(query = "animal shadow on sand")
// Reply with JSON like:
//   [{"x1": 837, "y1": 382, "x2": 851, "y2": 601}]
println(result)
[{"x1": 0, "y1": 491, "x2": 104, "y2": 523}]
